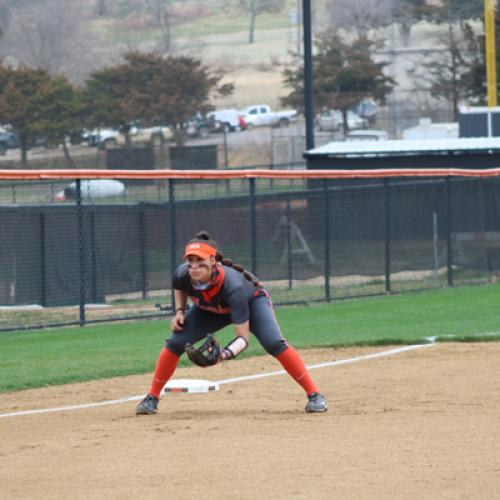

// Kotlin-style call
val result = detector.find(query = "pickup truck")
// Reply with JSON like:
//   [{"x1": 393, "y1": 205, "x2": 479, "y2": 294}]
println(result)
[{"x1": 239, "y1": 104, "x2": 298, "y2": 129}]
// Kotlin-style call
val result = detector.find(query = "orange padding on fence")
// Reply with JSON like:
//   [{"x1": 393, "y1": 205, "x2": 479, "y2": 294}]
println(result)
[{"x1": 1, "y1": 168, "x2": 500, "y2": 180}]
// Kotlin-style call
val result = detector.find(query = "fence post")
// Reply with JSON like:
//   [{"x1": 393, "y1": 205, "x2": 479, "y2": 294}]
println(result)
[
  {"x1": 384, "y1": 178, "x2": 391, "y2": 293},
  {"x1": 76, "y1": 179, "x2": 86, "y2": 326},
  {"x1": 286, "y1": 195, "x2": 293, "y2": 289},
  {"x1": 250, "y1": 178, "x2": 257, "y2": 274},
  {"x1": 323, "y1": 179, "x2": 331, "y2": 302},
  {"x1": 169, "y1": 180, "x2": 177, "y2": 311},
  {"x1": 40, "y1": 212, "x2": 46, "y2": 307},
  {"x1": 223, "y1": 127, "x2": 228, "y2": 167},
  {"x1": 90, "y1": 209, "x2": 98, "y2": 303},
  {"x1": 479, "y1": 178, "x2": 493, "y2": 274},
  {"x1": 445, "y1": 177, "x2": 453, "y2": 286},
  {"x1": 139, "y1": 208, "x2": 148, "y2": 300}
]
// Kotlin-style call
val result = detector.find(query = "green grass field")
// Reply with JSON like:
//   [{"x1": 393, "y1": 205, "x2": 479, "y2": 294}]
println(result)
[{"x1": 1, "y1": 283, "x2": 499, "y2": 394}]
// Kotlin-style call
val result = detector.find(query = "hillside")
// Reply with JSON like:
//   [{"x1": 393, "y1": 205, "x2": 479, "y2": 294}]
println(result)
[
  {"x1": 82, "y1": 0, "x2": 452, "y2": 112},
  {"x1": 87, "y1": 0, "x2": 312, "y2": 110}
]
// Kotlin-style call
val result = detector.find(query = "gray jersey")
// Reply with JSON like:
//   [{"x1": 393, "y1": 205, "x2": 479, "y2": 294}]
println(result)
[{"x1": 172, "y1": 263, "x2": 266, "y2": 325}]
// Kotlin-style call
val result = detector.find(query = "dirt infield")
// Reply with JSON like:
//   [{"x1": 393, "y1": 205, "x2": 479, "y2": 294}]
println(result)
[{"x1": 1, "y1": 342, "x2": 499, "y2": 499}]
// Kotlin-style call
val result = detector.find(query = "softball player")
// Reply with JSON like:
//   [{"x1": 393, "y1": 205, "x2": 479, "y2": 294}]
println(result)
[{"x1": 136, "y1": 231, "x2": 327, "y2": 415}]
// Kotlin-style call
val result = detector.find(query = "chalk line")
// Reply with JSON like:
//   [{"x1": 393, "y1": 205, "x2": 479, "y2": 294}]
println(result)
[
  {"x1": 0, "y1": 342, "x2": 435, "y2": 420},
  {"x1": 216, "y1": 343, "x2": 434, "y2": 386}
]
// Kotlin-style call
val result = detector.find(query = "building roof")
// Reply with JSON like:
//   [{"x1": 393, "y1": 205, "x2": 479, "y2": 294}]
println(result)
[{"x1": 304, "y1": 137, "x2": 500, "y2": 159}]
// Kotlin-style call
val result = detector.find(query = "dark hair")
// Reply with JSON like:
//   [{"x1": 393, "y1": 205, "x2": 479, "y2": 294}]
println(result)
[{"x1": 189, "y1": 230, "x2": 261, "y2": 287}]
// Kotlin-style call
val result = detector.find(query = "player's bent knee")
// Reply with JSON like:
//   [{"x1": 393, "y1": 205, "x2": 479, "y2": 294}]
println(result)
[
  {"x1": 267, "y1": 339, "x2": 288, "y2": 357},
  {"x1": 165, "y1": 335, "x2": 187, "y2": 356}
]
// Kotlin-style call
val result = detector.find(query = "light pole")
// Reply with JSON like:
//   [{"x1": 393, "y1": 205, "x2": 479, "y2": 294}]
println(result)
[
  {"x1": 302, "y1": 0, "x2": 314, "y2": 150},
  {"x1": 484, "y1": 0, "x2": 497, "y2": 136}
]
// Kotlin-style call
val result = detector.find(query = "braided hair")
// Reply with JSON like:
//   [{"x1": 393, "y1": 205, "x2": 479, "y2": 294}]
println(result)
[{"x1": 189, "y1": 231, "x2": 261, "y2": 287}]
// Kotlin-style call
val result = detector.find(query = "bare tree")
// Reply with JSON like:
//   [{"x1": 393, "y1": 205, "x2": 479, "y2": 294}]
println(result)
[
  {"x1": 2, "y1": 0, "x2": 96, "y2": 83},
  {"x1": 12, "y1": 1, "x2": 81, "y2": 73},
  {"x1": 0, "y1": 0, "x2": 14, "y2": 37},
  {"x1": 96, "y1": 0, "x2": 108, "y2": 16},
  {"x1": 142, "y1": 0, "x2": 177, "y2": 53},
  {"x1": 141, "y1": 0, "x2": 210, "y2": 54},
  {"x1": 240, "y1": 0, "x2": 285, "y2": 44},
  {"x1": 327, "y1": 0, "x2": 394, "y2": 38}
]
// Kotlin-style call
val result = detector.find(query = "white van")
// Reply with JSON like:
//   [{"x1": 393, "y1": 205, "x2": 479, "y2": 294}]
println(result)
[{"x1": 207, "y1": 109, "x2": 241, "y2": 132}]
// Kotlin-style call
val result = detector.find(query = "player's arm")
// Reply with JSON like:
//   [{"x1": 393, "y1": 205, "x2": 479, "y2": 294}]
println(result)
[
  {"x1": 171, "y1": 289, "x2": 188, "y2": 332},
  {"x1": 234, "y1": 321, "x2": 250, "y2": 342},
  {"x1": 220, "y1": 281, "x2": 251, "y2": 361},
  {"x1": 219, "y1": 321, "x2": 250, "y2": 361}
]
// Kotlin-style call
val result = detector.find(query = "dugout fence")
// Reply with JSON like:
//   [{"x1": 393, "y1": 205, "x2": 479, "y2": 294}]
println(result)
[{"x1": 1, "y1": 168, "x2": 500, "y2": 332}]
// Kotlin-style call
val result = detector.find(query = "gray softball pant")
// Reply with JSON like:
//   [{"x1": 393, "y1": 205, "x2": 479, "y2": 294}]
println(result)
[{"x1": 166, "y1": 295, "x2": 288, "y2": 357}]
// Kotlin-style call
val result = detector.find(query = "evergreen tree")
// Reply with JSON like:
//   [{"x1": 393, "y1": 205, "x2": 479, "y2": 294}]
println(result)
[
  {"x1": 30, "y1": 76, "x2": 85, "y2": 166},
  {"x1": 83, "y1": 52, "x2": 233, "y2": 145},
  {"x1": 282, "y1": 33, "x2": 395, "y2": 133},
  {"x1": 0, "y1": 65, "x2": 50, "y2": 166}
]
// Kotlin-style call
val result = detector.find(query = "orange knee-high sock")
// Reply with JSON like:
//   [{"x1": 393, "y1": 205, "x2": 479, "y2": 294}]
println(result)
[
  {"x1": 276, "y1": 346, "x2": 320, "y2": 396},
  {"x1": 148, "y1": 348, "x2": 180, "y2": 399}
]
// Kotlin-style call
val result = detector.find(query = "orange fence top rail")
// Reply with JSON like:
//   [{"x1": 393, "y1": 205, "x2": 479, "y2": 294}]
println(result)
[{"x1": 1, "y1": 168, "x2": 500, "y2": 180}]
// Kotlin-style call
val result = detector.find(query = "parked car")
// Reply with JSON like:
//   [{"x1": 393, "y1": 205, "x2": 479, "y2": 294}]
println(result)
[
  {"x1": 206, "y1": 109, "x2": 241, "y2": 132},
  {"x1": 0, "y1": 128, "x2": 20, "y2": 154},
  {"x1": 86, "y1": 123, "x2": 172, "y2": 149},
  {"x1": 0, "y1": 127, "x2": 48, "y2": 154},
  {"x1": 353, "y1": 99, "x2": 379, "y2": 125},
  {"x1": 239, "y1": 104, "x2": 297, "y2": 128},
  {"x1": 316, "y1": 110, "x2": 367, "y2": 132},
  {"x1": 186, "y1": 116, "x2": 213, "y2": 138}
]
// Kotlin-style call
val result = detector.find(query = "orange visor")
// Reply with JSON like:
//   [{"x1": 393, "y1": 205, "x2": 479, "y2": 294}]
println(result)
[{"x1": 184, "y1": 242, "x2": 217, "y2": 260}]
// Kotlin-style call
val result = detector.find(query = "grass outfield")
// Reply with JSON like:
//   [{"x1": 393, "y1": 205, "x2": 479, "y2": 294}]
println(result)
[{"x1": 1, "y1": 283, "x2": 499, "y2": 393}]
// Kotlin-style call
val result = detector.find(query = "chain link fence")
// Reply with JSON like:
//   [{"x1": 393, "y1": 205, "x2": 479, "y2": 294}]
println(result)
[{"x1": 1, "y1": 171, "x2": 499, "y2": 332}]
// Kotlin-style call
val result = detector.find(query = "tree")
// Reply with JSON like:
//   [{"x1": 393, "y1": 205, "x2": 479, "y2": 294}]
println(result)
[
  {"x1": 459, "y1": 16, "x2": 500, "y2": 106},
  {"x1": 423, "y1": 25, "x2": 466, "y2": 121},
  {"x1": 433, "y1": 0, "x2": 484, "y2": 25},
  {"x1": 29, "y1": 77, "x2": 85, "y2": 166},
  {"x1": 408, "y1": 3, "x2": 500, "y2": 120},
  {"x1": 0, "y1": 0, "x2": 13, "y2": 38},
  {"x1": 418, "y1": 10, "x2": 500, "y2": 111},
  {"x1": 393, "y1": 0, "x2": 439, "y2": 46},
  {"x1": 96, "y1": 0, "x2": 108, "y2": 16},
  {"x1": 282, "y1": 33, "x2": 395, "y2": 133},
  {"x1": 326, "y1": 0, "x2": 394, "y2": 38},
  {"x1": 1, "y1": 0, "x2": 94, "y2": 83},
  {"x1": 239, "y1": 0, "x2": 285, "y2": 44},
  {"x1": 0, "y1": 64, "x2": 82, "y2": 167},
  {"x1": 83, "y1": 52, "x2": 233, "y2": 145},
  {"x1": 142, "y1": 0, "x2": 177, "y2": 53},
  {"x1": 413, "y1": 9, "x2": 479, "y2": 122}
]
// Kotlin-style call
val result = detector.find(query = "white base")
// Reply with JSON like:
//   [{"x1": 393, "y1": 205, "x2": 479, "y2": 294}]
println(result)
[{"x1": 164, "y1": 379, "x2": 220, "y2": 394}]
